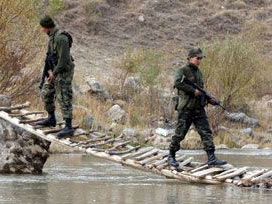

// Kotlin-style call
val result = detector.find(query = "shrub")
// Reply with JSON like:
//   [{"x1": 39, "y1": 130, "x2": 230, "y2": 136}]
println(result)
[
  {"x1": 49, "y1": 0, "x2": 67, "y2": 15},
  {"x1": 0, "y1": 0, "x2": 44, "y2": 100},
  {"x1": 201, "y1": 36, "x2": 270, "y2": 110}
]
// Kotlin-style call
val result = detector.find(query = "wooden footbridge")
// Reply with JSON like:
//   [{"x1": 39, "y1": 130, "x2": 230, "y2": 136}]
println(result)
[{"x1": 0, "y1": 102, "x2": 271, "y2": 189}]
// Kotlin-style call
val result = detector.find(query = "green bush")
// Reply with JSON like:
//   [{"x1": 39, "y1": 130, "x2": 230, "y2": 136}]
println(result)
[
  {"x1": 201, "y1": 36, "x2": 270, "y2": 109},
  {"x1": 49, "y1": 0, "x2": 67, "y2": 15}
]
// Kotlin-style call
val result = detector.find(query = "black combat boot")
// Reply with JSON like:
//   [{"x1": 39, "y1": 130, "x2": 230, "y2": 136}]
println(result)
[
  {"x1": 56, "y1": 118, "x2": 74, "y2": 139},
  {"x1": 168, "y1": 150, "x2": 179, "y2": 168},
  {"x1": 206, "y1": 150, "x2": 227, "y2": 166},
  {"x1": 35, "y1": 112, "x2": 56, "y2": 127}
]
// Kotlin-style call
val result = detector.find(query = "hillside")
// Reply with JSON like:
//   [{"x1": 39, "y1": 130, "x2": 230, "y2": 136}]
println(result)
[{"x1": 52, "y1": 0, "x2": 272, "y2": 79}]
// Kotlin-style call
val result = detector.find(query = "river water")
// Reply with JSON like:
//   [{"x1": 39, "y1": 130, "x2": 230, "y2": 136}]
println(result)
[{"x1": 0, "y1": 150, "x2": 271, "y2": 204}]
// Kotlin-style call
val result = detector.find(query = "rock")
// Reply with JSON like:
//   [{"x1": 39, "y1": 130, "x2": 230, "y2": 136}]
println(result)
[
  {"x1": 215, "y1": 144, "x2": 229, "y2": 150},
  {"x1": 0, "y1": 118, "x2": 50, "y2": 174},
  {"x1": 78, "y1": 84, "x2": 90, "y2": 94},
  {"x1": 123, "y1": 76, "x2": 141, "y2": 90},
  {"x1": 85, "y1": 77, "x2": 111, "y2": 100},
  {"x1": 241, "y1": 144, "x2": 259, "y2": 149},
  {"x1": 49, "y1": 142, "x2": 79, "y2": 154},
  {"x1": 106, "y1": 105, "x2": 127, "y2": 124},
  {"x1": 155, "y1": 128, "x2": 175, "y2": 137},
  {"x1": 0, "y1": 94, "x2": 11, "y2": 107},
  {"x1": 122, "y1": 128, "x2": 138, "y2": 139},
  {"x1": 113, "y1": 100, "x2": 126, "y2": 108},
  {"x1": 138, "y1": 15, "x2": 145, "y2": 22},
  {"x1": 240, "y1": 128, "x2": 253, "y2": 136},
  {"x1": 224, "y1": 112, "x2": 260, "y2": 127}
]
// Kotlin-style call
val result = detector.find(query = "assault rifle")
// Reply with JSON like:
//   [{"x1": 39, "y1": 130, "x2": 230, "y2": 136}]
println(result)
[
  {"x1": 180, "y1": 75, "x2": 226, "y2": 110},
  {"x1": 39, "y1": 54, "x2": 58, "y2": 90}
]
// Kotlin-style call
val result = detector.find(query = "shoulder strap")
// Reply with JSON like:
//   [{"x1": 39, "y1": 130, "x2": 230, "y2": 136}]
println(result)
[{"x1": 59, "y1": 31, "x2": 73, "y2": 48}]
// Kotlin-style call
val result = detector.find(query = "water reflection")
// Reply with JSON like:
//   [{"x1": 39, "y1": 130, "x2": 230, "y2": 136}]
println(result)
[{"x1": 0, "y1": 153, "x2": 271, "y2": 204}]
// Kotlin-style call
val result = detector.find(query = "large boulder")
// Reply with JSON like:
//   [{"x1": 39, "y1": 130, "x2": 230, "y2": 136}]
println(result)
[
  {"x1": 0, "y1": 95, "x2": 11, "y2": 107},
  {"x1": 0, "y1": 119, "x2": 50, "y2": 174},
  {"x1": 85, "y1": 77, "x2": 111, "y2": 100},
  {"x1": 106, "y1": 105, "x2": 127, "y2": 124},
  {"x1": 224, "y1": 112, "x2": 260, "y2": 128}
]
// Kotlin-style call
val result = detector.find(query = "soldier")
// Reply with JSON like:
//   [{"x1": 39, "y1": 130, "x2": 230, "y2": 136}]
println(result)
[
  {"x1": 37, "y1": 15, "x2": 75, "y2": 138},
  {"x1": 168, "y1": 48, "x2": 227, "y2": 168}
]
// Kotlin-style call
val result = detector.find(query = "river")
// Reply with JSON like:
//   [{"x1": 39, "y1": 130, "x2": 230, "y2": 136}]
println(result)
[{"x1": 0, "y1": 150, "x2": 271, "y2": 204}]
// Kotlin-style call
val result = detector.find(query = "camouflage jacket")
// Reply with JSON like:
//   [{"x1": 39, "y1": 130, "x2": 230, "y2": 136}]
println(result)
[
  {"x1": 47, "y1": 28, "x2": 74, "y2": 81},
  {"x1": 174, "y1": 63, "x2": 204, "y2": 110}
]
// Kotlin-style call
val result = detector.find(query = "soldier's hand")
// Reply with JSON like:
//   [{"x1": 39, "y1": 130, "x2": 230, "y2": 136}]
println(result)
[
  {"x1": 194, "y1": 89, "x2": 202, "y2": 97},
  {"x1": 209, "y1": 97, "x2": 218, "y2": 105},
  {"x1": 47, "y1": 70, "x2": 55, "y2": 82}
]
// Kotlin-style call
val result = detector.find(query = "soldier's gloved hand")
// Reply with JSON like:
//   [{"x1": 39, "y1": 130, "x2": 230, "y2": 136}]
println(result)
[
  {"x1": 208, "y1": 97, "x2": 218, "y2": 106},
  {"x1": 194, "y1": 89, "x2": 202, "y2": 97}
]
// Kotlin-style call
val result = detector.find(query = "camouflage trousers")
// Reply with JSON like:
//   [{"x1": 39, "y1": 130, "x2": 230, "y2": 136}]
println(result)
[
  {"x1": 169, "y1": 108, "x2": 215, "y2": 152},
  {"x1": 41, "y1": 79, "x2": 73, "y2": 119}
]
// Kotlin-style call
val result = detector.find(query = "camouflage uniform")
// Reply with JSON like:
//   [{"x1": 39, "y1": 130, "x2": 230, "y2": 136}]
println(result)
[
  {"x1": 41, "y1": 27, "x2": 74, "y2": 120},
  {"x1": 169, "y1": 63, "x2": 215, "y2": 152}
]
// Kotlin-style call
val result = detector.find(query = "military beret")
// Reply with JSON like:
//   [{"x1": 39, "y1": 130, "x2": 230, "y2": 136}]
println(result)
[{"x1": 40, "y1": 15, "x2": 56, "y2": 28}]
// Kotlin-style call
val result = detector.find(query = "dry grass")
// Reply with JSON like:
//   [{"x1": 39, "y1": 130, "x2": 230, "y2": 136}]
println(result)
[{"x1": 0, "y1": 0, "x2": 45, "y2": 101}]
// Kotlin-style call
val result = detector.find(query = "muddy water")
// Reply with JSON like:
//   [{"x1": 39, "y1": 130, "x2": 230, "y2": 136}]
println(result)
[{"x1": 0, "y1": 150, "x2": 271, "y2": 204}]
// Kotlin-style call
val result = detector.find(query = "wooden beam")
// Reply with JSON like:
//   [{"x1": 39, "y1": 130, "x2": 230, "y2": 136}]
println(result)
[
  {"x1": 108, "y1": 146, "x2": 141, "y2": 155},
  {"x1": 0, "y1": 102, "x2": 30, "y2": 111},
  {"x1": 9, "y1": 111, "x2": 44, "y2": 117},
  {"x1": 192, "y1": 167, "x2": 224, "y2": 178},
  {"x1": 216, "y1": 167, "x2": 247, "y2": 181},
  {"x1": 107, "y1": 141, "x2": 131, "y2": 152},
  {"x1": 251, "y1": 170, "x2": 272, "y2": 183},
  {"x1": 121, "y1": 147, "x2": 153, "y2": 160},
  {"x1": 19, "y1": 117, "x2": 47, "y2": 124},
  {"x1": 191, "y1": 164, "x2": 209, "y2": 173},
  {"x1": 135, "y1": 149, "x2": 159, "y2": 161},
  {"x1": 137, "y1": 152, "x2": 168, "y2": 165}
]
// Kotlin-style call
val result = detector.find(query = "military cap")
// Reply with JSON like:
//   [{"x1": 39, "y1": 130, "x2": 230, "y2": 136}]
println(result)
[
  {"x1": 40, "y1": 15, "x2": 56, "y2": 28},
  {"x1": 187, "y1": 48, "x2": 205, "y2": 59}
]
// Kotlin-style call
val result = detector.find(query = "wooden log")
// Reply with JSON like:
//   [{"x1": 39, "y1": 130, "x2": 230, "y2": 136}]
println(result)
[
  {"x1": 90, "y1": 132, "x2": 105, "y2": 138},
  {"x1": 19, "y1": 117, "x2": 47, "y2": 124},
  {"x1": 135, "y1": 149, "x2": 159, "y2": 161},
  {"x1": 213, "y1": 168, "x2": 237, "y2": 178},
  {"x1": 152, "y1": 157, "x2": 168, "y2": 168},
  {"x1": 191, "y1": 164, "x2": 209, "y2": 173},
  {"x1": 108, "y1": 146, "x2": 141, "y2": 155},
  {"x1": 73, "y1": 136, "x2": 112, "y2": 146},
  {"x1": 121, "y1": 147, "x2": 153, "y2": 160},
  {"x1": 179, "y1": 157, "x2": 194, "y2": 167},
  {"x1": 137, "y1": 152, "x2": 168, "y2": 165},
  {"x1": 171, "y1": 171, "x2": 222, "y2": 185},
  {"x1": 216, "y1": 167, "x2": 247, "y2": 181},
  {"x1": 33, "y1": 121, "x2": 64, "y2": 129},
  {"x1": 85, "y1": 138, "x2": 116, "y2": 148},
  {"x1": 242, "y1": 169, "x2": 267, "y2": 180},
  {"x1": 9, "y1": 111, "x2": 44, "y2": 117},
  {"x1": 251, "y1": 170, "x2": 272, "y2": 183},
  {"x1": 0, "y1": 102, "x2": 30, "y2": 111},
  {"x1": 43, "y1": 125, "x2": 79, "y2": 134},
  {"x1": 90, "y1": 148, "x2": 107, "y2": 152},
  {"x1": 192, "y1": 167, "x2": 224, "y2": 178},
  {"x1": 107, "y1": 141, "x2": 130, "y2": 152}
]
